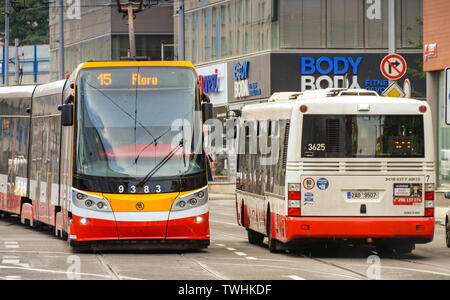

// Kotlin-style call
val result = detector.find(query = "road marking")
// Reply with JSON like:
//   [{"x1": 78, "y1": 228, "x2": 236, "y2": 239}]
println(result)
[
  {"x1": 0, "y1": 265, "x2": 129, "y2": 280},
  {"x1": 96, "y1": 254, "x2": 121, "y2": 280},
  {"x1": 287, "y1": 275, "x2": 306, "y2": 280},
  {"x1": 5, "y1": 275, "x2": 21, "y2": 280},
  {"x1": 2, "y1": 256, "x2": 20, "y2": 264},
  {"x1": 216, "y1": 244, "x2": 225, "y2": 247},
  {"x1": 226, "y1": 247, "x2": 236, "y2": 251},
  {"x1": 4, "y1": 241, "x2": 19, "y2": 249},
  {"x1": 246, "y1": 257, "x2": 258, "y2": 260},
  {"x1": 235, "y1": 252, "x2": 247, "y2": 256}
]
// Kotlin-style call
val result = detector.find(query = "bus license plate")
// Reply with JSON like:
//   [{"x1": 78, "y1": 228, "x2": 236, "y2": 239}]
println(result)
[{"x1": 347, "y1": 191, "x2": 379, "y2": 200}]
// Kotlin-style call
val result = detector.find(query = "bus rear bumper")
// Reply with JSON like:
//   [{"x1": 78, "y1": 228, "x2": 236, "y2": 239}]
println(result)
[{"x1": 283, "y1": 216, "x2": 435, "y2": 243}]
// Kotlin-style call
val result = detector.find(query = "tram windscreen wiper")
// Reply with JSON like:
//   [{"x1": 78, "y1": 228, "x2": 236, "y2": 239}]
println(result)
[
  {"x1": 86, "y1": 82, "x2": 157, "y2": 142},
  {"x1": 136, "y1": 138, "x2": 184, "y2": 188},
  {"x1": 133, "y1": 111, "x2": 192, "y2": 165}
]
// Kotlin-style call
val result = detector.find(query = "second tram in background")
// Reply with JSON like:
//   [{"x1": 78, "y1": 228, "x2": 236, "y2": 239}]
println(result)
[
  {"x1": 0, "y1": 61, "x2": 212, "y2": 250},
  {"x1": 235, "y1": 89, "x2": 435, "y2": 254}
]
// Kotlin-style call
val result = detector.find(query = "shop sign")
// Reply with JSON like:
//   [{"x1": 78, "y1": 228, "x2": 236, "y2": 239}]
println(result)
[
  {"x1": 270, "y1": 53, "x2": 425, "y2": 97},
  {"x1": 300, "y1": 56, "x2": 363, "y2": 90},
  {"x1": 234, "y1": 61, "x2": 261, "y2": 99},
  {"x1": 197, "y1": 63, "x2": 227, "y2": 105}
]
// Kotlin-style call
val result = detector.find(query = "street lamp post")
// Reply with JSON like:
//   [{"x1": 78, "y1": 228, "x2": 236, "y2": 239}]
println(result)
[
  {"x1": 4, "y1": 0, "x2": 10, "y2": 86},
  {"x1": 388, "y1": 0, "x2": 396, "y2": 54},
  {"x1": 116, "y1": 0, "x2": 144, "y2": 59},
  {"x1": 177, "y1": 0, "x2": 185, "y2": 61},
  {"x1": 59, "y1": 0, "x2": 65, "y2": 80}
]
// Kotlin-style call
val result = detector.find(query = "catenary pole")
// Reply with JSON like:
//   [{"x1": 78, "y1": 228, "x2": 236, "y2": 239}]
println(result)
[
  {"x1": 4, "y1": 0, "x2": 10, "y2": 86},
  {"x1": 178, "y1": 0, "x2": 185, "y2": 61},
  {"x1": 388, "y1": 0, "x2": 396, "y2": 54},
  {"x1": 59, "y1": 0, "x2": 65, "y2": 79}
]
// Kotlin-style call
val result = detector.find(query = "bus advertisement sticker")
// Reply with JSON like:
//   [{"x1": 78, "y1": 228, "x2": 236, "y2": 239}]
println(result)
[
  {"x1": 303, "y1": 178, "x2": 315, "y2": 190},
  {"x1": 393, "y1": 183, "x2": 423, "y2": 205},
  {"x1": 317, "y1": 178, "x2": 329, "y2": 190}
]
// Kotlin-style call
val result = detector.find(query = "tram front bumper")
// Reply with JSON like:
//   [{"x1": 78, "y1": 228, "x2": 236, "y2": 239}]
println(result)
[{"x1": 69, "y1": 206, "x2": 209, "y2": 243}]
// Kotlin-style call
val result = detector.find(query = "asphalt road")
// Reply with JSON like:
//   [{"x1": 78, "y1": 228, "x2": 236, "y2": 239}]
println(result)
[{"x1": 0, "y1": 199, "x2": 449, "y2": 281}]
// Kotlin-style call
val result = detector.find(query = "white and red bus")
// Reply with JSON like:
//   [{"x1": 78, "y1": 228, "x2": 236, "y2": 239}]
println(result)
[
  {"x1": 0, "y1": 61, "x2": 212, "y2": 251},
  {"x1": 235, "y1": 89, "x2": 435, "y2": 254}
]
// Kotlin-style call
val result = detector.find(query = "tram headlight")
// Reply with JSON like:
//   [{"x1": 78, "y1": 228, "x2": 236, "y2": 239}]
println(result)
[
  {"x1": 171, "y1": 187, "x2": 208, "y2": 212},
  {"x1": 76, "y1": 193, "x2": 85, "y2": 200},
  {"x1": 97, "y1": 202, "x2": 106, "y2": 209},
  {"x1": 72, "y1": 188, "x2": 112, "y2": 212}
]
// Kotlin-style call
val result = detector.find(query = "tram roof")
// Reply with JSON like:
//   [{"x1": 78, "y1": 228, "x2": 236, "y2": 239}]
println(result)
[{"x1": 0, "y1": 85, "x2": 36, "y2": 99}]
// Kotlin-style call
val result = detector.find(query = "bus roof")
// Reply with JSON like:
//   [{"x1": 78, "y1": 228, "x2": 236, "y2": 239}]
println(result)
[{"x1": 242, "y1": 89, "x2": 429, "y2": 120}]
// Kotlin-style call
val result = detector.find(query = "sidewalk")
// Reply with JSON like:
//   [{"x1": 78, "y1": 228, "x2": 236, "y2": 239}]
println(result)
[
  {"x1": 436, "y1": 206, "x2": 448, "y2": 225},
  {"x1": 209, "y1": 193, "x2": 448, "y2": 225},
  {"x1": 209, "y1": 193, "x2": 235, "y2": 201}
]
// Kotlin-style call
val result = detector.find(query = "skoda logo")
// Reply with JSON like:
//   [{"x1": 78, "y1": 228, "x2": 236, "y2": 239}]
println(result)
[{"x1": 136, "y1": 202, "x2": 144, "y2": 211}]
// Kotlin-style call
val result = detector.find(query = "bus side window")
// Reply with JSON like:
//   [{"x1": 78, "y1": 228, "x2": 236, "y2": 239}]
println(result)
[
  {"x1": 280, "y1": 121, "x2": 290, "y2": 197},
  {"x1": 249, "y1": 121, "x2": 257, "y2": 195}
]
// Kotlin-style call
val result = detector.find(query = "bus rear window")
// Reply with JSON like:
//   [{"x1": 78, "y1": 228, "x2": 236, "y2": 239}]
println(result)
[{"x1": 301, "y1": 115, "x2": 424, "y2": 158}]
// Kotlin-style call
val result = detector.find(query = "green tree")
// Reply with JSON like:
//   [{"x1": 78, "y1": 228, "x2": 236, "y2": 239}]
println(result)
[{"x1": 0, "y1": 0, "x2": 49, "y2": 45}]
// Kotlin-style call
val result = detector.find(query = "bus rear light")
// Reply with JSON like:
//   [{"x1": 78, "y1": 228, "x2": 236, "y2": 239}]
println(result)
[
  {"x1": 288, "y1": 183, "x2": 301, "y2": 216},
  {"x1": 419, "y1": 105, "x2": 427, "y2": 113},
  {"x1": 424, "y1": 189, "x2": 434, "y2": 217},
  {"x1": 300, "y1": 105, "x2": 308, "y2": 113},
  {"x1": 425, "y1": 191, "x2": 434, "y2": 200},
  {"x1": 288, "y1": 184, "x2": 301, "y2": 200},
  {"x1": 288, "y1": 208, "x2": 301, "y2": 217},
  {"x1": 288, "y1": 191, "x2": 301, "y2": 200}
]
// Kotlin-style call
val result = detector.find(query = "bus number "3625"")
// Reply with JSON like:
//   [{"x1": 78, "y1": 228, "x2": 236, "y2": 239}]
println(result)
[{"x1": 307, "y1": 144, "x2": 326, "y2": 151}]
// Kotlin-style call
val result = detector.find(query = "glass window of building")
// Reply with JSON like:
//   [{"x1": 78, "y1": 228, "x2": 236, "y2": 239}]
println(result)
[
  {"x1": 438, "y1": 71, "x2": 450, "y2": 187},
  {"x1": 111, "y1": 35, "x2": 174, "y2": 60},
  {"x1": 365, "y1": 0, "x2": 389, "y2": 48},
  {"x1": 279, "y1": 0, "x2": 326, "y2": 49},
  {"x1": 327, "y1": 0, "x2": 364, "y2": 48},
  {"x1": 398, "y1": 0, "x2": 423, "y2": 48}
]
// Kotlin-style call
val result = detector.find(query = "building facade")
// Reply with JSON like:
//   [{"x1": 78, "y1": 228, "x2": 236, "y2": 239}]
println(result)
[
  {"x1": 423, "y1": 0, "x2": 450, "y2": 191},
  {"x1": 174, "y1": 0, "x2": 425, "y2": 187},
  {"x1": 49, "y1": 0, "x2": 174, "y2": 80},
  {"x1": 0, "y1": 44, "x2": 50, "y2": 86}
]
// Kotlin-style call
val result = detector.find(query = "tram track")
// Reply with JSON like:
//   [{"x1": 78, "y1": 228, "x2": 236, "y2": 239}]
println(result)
[{"x1": 95, "y1": 253, "x2": 122, "y2": 280}]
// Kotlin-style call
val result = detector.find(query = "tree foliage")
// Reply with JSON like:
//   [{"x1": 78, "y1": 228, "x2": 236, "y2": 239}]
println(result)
[{"x1": 0, "y1": 0, "x2": 49, "y2": 45}]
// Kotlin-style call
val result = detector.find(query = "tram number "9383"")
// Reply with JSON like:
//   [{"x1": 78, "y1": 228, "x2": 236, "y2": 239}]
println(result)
[{"x1": 118, "y1": 185, "x2": 162, "y2": 194}]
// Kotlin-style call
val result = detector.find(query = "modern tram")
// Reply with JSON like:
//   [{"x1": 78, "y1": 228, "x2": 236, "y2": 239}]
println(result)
[{"x1": 0, "y1": 61, "x2": 212, "y2": 250}]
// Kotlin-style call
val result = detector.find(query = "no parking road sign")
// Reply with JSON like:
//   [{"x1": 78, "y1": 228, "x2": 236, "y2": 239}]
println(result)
[{"x1": 380, "y1": 54, "x2": 407, "y2": 81}]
